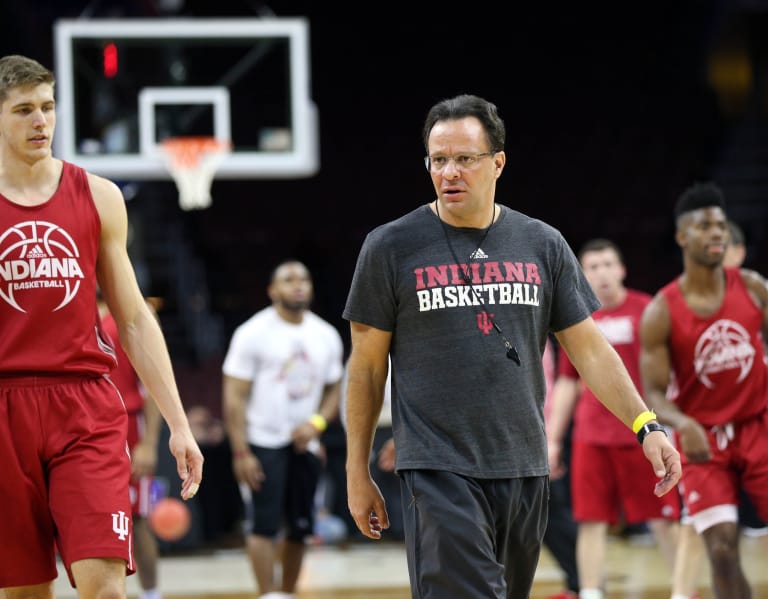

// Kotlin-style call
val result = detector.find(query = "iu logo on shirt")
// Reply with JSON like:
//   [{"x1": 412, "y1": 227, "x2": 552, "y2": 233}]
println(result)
[
  {"x1": 477, "y1": 311, "x2": 494, "y2": 335},
  {"x1": 0, "y1": 220, "x2": 84, "y2": 312},
  {"x1": 112, "y1": 510, "x2": 130, "y2": 541}
]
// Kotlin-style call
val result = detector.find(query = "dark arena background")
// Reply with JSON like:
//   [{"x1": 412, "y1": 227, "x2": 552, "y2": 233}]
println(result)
[{"x1": 3, "y1": 0, "x2": 766, "y2": 367}]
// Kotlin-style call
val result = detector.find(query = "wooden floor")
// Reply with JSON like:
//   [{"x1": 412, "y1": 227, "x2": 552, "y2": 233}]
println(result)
[{"x1": 53, "y1": 532, "x2": 768, "y2": 598}]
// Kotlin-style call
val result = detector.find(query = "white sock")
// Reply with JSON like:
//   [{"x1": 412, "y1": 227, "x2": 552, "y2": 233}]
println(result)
[
  {"x1": 579, "y1": 590, "x2": 604, "y2": 599},
  {"x1": 671, "y1": 595, "x2": 691, "y2": 599},
  {"x1": 140, "y1": 590, "x2": 161, "y2": 599}
]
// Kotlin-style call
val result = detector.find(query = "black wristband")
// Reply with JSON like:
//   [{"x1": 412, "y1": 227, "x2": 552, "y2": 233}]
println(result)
[{"x1": 637, "y1": 421, "x2": 668, "y2": 445}]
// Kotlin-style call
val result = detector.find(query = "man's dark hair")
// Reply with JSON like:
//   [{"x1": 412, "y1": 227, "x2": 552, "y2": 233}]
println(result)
[
  {"x1": 577, "y1": 238, "x2": 624, "y2": 264},
  {"x1": 269, "y1": 259, "x2": 309, "y2": 284},
  {"x1": 422, "y1": 94, "x2": 505, "y2": 153},
  {"x1": 674, "y1": 182, "x2": 726, "y2": 223}
]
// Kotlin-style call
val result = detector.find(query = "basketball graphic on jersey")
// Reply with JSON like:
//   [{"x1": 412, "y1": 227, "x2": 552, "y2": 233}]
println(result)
[
  {"x1": 693, "y1": 319, "x2": 755, "y2": 388},
  {"x1": 0, "y1": 220, "x2": 84, "y2": 312}
]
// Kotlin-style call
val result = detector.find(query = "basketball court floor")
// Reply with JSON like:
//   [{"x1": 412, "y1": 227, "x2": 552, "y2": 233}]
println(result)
[{"x1": 53, "y1": 532, "x2": 768, "y2": 599}]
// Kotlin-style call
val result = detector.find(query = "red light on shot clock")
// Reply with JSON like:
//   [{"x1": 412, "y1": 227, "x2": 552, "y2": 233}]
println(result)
[{"x1": 103, "y1": 42, "x2": 118, "y2": 78}]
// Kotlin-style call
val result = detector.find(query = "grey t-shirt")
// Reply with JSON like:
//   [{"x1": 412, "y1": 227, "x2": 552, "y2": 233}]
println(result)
[{"x1": 343, "y1": 204, "x2": 599, "y2": 478}]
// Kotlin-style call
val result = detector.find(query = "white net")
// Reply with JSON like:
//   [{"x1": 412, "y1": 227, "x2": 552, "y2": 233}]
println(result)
[{"x1": 160, "y1": 137, "x2": 231, "y2": 211}]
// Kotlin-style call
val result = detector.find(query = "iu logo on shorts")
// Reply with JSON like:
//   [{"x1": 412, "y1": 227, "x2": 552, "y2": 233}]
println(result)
[{"x1": 112, "y1": 510, "x2": 130, "y2": 541}]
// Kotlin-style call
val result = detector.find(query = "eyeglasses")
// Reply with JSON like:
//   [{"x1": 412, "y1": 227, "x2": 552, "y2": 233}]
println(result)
[{"x1": 424, "y1": 152, "x2": 495, "y2": 173}]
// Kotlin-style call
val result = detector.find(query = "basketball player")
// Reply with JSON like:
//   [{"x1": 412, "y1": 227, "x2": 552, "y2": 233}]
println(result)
[
  {"x1": 344, "y1": 93, "x2": 681, "y2": 599},
  {"x1": 547, "y1": 239, "x2": 679, "y2": 599},
  {"x1": 99, "y1": 294, "x2": 164, "y2": 599},
  {"x1": 640, "y1": 182, "x2": 768, "y2": 599},
  {"x1": 668, "y1": 217, "x2": 768, "y2": 599},
  {"x1": 0, "y1": 54, "x2": 203, "y2": 599}
]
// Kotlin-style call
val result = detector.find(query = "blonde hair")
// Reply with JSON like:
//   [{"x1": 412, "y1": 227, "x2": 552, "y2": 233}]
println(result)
[{"x1": 0, "y1": 54, "x2": 55, "y2": 104}]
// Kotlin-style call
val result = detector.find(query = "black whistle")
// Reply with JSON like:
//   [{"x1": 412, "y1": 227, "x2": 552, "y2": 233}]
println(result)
[{"x1": 506, "y1": 346, "x2": 521, "y2": 366}]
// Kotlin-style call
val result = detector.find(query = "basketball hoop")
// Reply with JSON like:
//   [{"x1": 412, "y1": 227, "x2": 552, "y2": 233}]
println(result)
[{"x1": 160, "y1": 137, "x2": 231, "y2": 211}]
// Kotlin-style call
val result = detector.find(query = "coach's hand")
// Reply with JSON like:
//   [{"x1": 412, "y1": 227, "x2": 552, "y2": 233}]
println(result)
[
  {"x1": 348, "y1": 472, "x2": 389, "y2": 540},
  {"x1": 642, "y1": 431, "x2": 682, "y2": 497}
]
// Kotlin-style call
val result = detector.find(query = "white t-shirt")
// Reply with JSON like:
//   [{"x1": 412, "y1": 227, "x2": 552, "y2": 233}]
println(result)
[{"x1": 222, "y1": 306, "x2": 344, "y2": 448}]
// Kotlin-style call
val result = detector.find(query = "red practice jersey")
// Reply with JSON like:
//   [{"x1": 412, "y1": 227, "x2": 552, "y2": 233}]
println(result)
[
  {"x1": 662, "y1": 268, "x2": 768, "y2": 426},
  {"x1": 0, "y1": 162, "x2": 116, "y2": 375}
]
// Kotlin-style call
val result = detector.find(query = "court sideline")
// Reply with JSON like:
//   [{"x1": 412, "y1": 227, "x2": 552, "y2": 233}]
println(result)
[{"x1": 52, "y1": 533, "x2": 768, "y2": 598}]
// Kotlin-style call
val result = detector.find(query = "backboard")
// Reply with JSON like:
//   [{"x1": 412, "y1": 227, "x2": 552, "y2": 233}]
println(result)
[{"x1": 53, "y1": 18, "x2": 318, "y2": 179}]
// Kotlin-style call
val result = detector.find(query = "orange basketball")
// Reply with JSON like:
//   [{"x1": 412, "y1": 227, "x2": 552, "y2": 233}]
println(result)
[{"x1": 148, "y1": 497, "x2": 191, "y2": 541}]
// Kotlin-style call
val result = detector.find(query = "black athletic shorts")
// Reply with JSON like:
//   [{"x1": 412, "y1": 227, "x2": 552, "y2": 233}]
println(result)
[{"x1": 247, "y1": 444, "x2": 321, "y2": 541}]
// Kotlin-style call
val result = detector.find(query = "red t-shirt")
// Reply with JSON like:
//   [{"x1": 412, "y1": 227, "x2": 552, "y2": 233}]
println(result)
[
  {"x1": 662, "y1": 268, "x2": 768, "y2": 426},
  {"x1": 559, "y1": 288, "x2": 650, "y2": 446},
  {"x1": 0, "y1": 162, "x2": 116, "y2": 375}
]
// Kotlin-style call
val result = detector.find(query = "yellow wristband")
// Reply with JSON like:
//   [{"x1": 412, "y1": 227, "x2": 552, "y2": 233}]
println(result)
[
  {"x1": 632, "y1": 410, "x2": 657, "y2": 434},
  {"x1": 309, "y1": 413, "x2": 328, "y2": 432}
]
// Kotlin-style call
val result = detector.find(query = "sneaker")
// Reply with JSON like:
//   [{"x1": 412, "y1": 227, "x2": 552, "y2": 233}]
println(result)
[{"x1": 546, "y1": 591, "x2": 578, "y2": 599}]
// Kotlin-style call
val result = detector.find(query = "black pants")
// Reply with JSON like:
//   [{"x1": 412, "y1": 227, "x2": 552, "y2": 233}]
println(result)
[{"x1": 401, "y1": 470, "x2": 548, "y2": 599}]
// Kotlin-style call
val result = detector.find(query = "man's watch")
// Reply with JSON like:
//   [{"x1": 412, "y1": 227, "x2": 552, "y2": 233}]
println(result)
[{"x1": 637, "y1": 421, "x2": 668, "y2": 445}]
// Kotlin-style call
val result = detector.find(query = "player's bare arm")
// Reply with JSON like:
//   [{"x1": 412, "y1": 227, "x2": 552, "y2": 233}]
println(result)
[
  {"x1": 639, "y1": 293, "x2": 710, "y2": 462},
  {"x1": 131, "y1": 302, "x2": 165, "y2": 478},
  {"x1": 91, "y1": 172, "x2": 203, "y2": 499},
  {"x1": 638, "y1": 294, "x2": 678, "y2": 425},
  {"x1": 546, "y1": 375, "x2": 580, "y2": 478}
]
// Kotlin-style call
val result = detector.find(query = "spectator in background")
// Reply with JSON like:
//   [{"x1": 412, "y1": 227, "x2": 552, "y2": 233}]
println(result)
[
  {"x1": 547, "y1": 239, "x2": 679, "y2": 599},
  {"x1": 640, "y1": 183, "x2": 768, "y2": 599},
  {"x1": 222, "y1": 260, "x2": 343, "y2": 599},
  {"x1": 99, "y1": 295, "x2": 164, "y2": 599}
]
